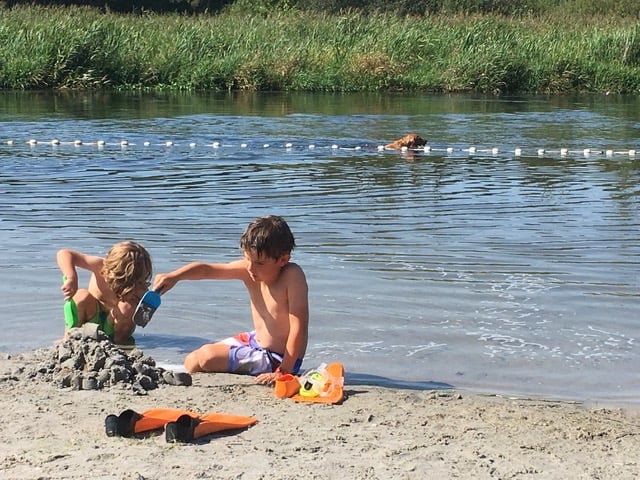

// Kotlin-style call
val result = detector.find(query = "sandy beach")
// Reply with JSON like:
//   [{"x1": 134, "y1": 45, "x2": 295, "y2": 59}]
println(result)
[{"x1": 1, "y1": 347, "x2": 639, "y2": 480}]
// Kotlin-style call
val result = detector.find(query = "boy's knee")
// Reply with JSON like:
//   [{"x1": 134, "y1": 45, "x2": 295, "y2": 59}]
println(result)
[
  {"x1": 68, "y1": 290, "x2": 94, "y2": 327},
  {"x1": 184, "y1": 344, "x2": 229, "y2": 373},
  {"x1": 184, "y1": 351, "x2": 200, "y2": 373},
  {"x1": 73, "y1": 290, "x2": 94, "y2": 315},
  {"x1": 73, "y1": 289, "x2": 92, "y2": 304}
]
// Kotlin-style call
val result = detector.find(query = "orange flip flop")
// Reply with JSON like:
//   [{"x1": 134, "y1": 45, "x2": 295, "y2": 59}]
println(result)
[
  {"x1": 290, "y1": 362, "x2": 345, "y2": 404},
  {"x1": 105, "y1": 408, "x2": 199, "y2": 437},
  {"x1": 165, "y1": 412, "x2": 258, "y2": 443}
]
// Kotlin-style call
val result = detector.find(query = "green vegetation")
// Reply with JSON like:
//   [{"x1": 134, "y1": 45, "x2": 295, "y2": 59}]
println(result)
[{"x1": 1, "y1": 2, "x2": 639, "y2": 93}]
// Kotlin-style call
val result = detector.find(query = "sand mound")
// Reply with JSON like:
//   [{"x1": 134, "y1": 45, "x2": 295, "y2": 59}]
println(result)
[{"x1": 2, "y1": 324, "x2": 191, "y2": 394}]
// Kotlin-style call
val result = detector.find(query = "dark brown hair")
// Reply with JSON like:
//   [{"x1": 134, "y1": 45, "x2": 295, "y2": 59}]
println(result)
[{"x1": 240, "y1": 215, "x2": 295, "y2": 260}]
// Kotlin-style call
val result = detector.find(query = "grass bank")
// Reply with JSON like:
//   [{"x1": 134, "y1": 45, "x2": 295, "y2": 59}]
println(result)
[{"x1": 1, "y1": 5, "x2": 639, "y2": 93}]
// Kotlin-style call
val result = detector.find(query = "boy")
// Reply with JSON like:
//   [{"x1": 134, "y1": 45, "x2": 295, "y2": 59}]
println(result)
[
  {"x1": 152, "y1": 215, "x2": 308, "y2": 385},
  {"x1": 57, "y1": 241, "x2": 153, "y2": 345}
]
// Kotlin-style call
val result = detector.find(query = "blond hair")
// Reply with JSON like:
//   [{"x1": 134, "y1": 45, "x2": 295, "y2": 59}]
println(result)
[{"x1": 101, "y1": 241, "x2": 152, "y2": 299}]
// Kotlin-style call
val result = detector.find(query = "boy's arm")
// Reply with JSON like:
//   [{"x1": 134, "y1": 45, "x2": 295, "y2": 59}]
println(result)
[
  {"x1": 255, "y1": 265, "x2": 308, "y2": 385},
  {"x1": 279, "y1": 266, "x2": 309, "y2": 374},
  {"x1": 56, "y1": 248, "x2": 103, "y2": 300},
  {"x1": 152, "y1": 259, "x2": 247, "y2": 293}
]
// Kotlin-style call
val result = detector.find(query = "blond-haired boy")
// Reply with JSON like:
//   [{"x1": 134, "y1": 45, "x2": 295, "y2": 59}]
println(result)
[{"x1": 57, "y1": 241, "x2": 152, "y2": 344}]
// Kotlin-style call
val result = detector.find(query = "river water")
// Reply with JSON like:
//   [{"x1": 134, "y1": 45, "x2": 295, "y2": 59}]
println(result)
[{"x1": 1, "y1": 91, "x2": 638, "y2": 406}]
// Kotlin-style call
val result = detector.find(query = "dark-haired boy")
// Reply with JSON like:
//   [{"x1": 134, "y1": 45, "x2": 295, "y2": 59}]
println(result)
[{"x1": 153, "y1": 215, "x2": 308, "y2": 385}]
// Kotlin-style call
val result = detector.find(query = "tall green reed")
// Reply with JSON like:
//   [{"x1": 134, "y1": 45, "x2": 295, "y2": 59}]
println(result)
[{"x1": 0, "y1": 5, "x2": 639, "y2": 93}]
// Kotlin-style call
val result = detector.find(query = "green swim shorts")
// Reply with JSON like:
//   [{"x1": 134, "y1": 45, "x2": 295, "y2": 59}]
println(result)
[{"x1": 64, "y1": 298, "x2": 115, "y2": 339}]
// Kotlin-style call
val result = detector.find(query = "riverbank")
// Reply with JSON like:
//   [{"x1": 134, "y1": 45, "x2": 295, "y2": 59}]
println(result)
[
  {"x1": 1, "y1": 5, "x2": 639, "y2": 93},
  {"x1": 1, "y1": 349, "x2": 639, "y2": 479}
]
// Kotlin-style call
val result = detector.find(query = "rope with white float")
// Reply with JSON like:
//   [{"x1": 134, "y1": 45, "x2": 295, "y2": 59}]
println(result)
[{"x1": 0, "y1": 138, "x2": 637, "y2": 157}]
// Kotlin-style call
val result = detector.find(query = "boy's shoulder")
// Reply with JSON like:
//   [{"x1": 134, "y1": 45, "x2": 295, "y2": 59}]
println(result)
[
  {"x1": 283, "y1": 261, "x2": 304, "y2": 272},
  {"x1": 281, "y1": 262, "x2": 306, "y2": 283}
]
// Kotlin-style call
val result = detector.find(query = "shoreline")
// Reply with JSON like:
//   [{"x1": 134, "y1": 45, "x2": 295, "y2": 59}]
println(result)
[{"x1": 1, "y1": 349, "x2": 639, "y2": 479}]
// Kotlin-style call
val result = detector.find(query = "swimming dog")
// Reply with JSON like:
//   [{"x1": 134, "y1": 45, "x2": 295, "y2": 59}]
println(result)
[{"x1": 385, "y1": 133, "x2": 427, "y2": 150}]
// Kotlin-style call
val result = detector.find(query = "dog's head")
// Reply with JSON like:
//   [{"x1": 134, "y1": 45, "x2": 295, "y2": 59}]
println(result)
[
  {"x1": 401, "y1": 133, "x2": 427, "y2": 148},
  {"x1": 386, "y1": 133, "x2": 427, "y2": 149}
]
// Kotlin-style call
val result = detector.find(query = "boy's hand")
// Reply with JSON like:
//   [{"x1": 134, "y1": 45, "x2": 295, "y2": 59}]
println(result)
[
  {"x1": 61, "y1": 275, "x2": 78, "y2": 300},
  {"x1": 255, "y1": 371, "x2": 278, "y2": 386},
  {"x1": 152, "y1": 273, "x2": 177, "y2": 294}
]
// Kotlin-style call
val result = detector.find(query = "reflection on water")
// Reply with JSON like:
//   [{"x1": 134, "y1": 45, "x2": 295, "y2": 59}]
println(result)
[
  {"x1": 3, "y1": 90, "x2": 640, "y2": 121},
  {"x1": 0, "y1": 92, "x2": 638, "y2": 405}
]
